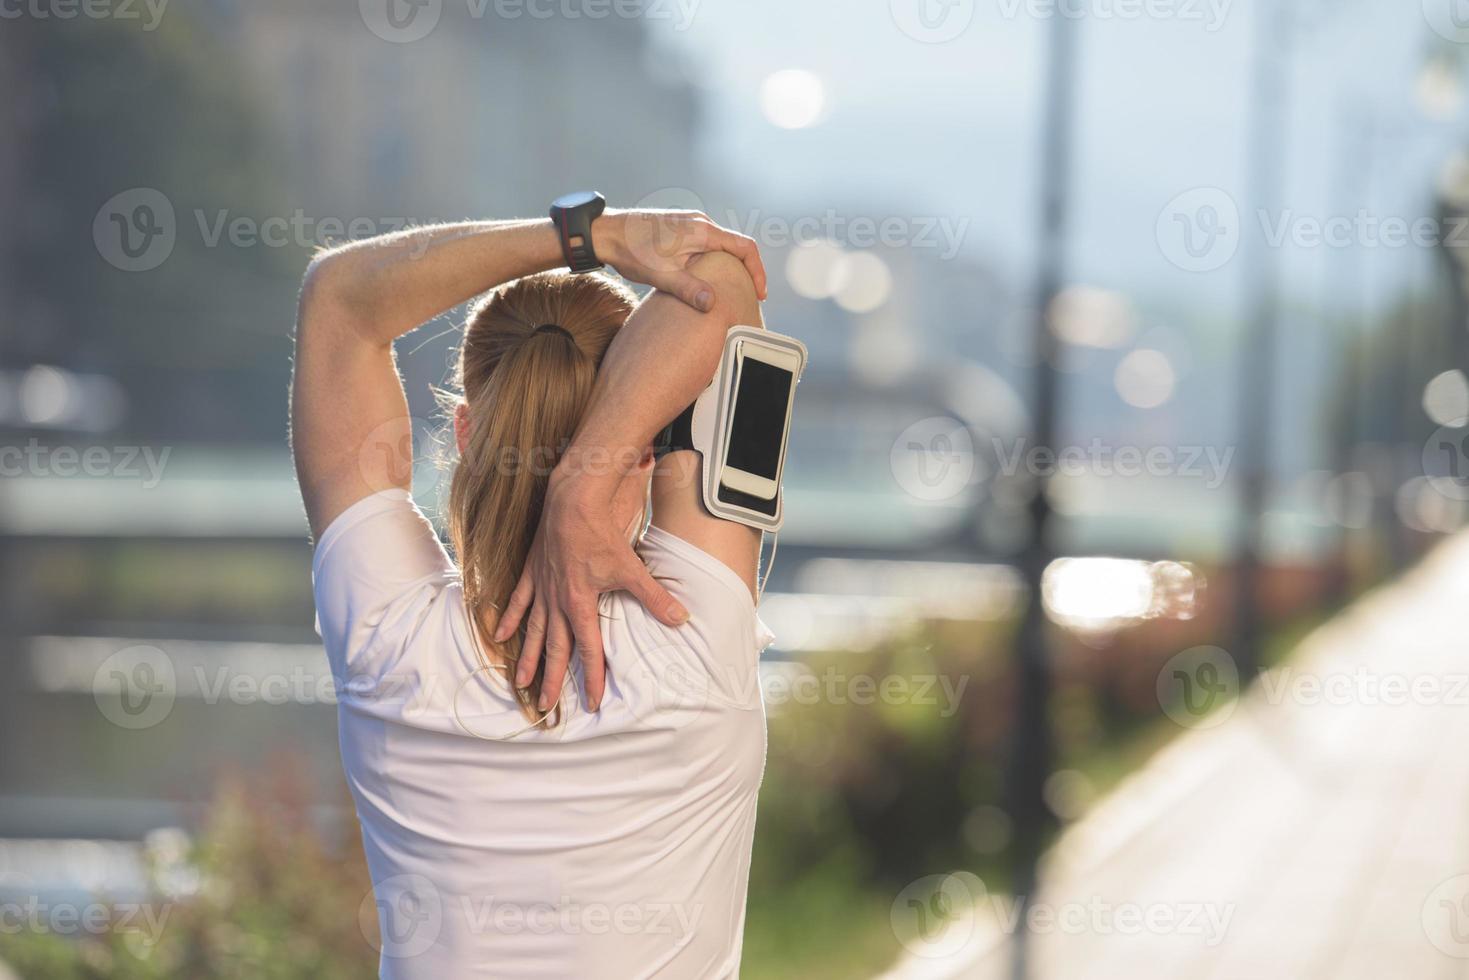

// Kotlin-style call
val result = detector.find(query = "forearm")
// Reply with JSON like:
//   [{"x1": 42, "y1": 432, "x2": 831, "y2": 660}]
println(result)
[
  {"x1": 552, "y1": 251, "x2": 757, "y2": 502},
  {"x1": 302, "y1": 218, "x2": 563, "y2": 344}
]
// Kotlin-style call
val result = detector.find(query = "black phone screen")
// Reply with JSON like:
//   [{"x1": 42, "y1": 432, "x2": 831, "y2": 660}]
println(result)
[{"x1": 725, "y1": 357, "x2": 794, "y2": 482}]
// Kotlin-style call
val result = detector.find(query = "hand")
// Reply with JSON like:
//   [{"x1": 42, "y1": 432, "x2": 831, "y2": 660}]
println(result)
[
  {"x1": 492, "y1": 460, "x2": 688, "y2": 712},
  {"x1": 594, "y1": 209, "x2": 768, "y2": 313}
]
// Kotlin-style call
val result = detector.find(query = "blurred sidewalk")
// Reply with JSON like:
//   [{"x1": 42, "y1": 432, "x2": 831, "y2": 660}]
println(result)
[{"x1": 884, "y1": 532, "x2": 1469, "y2": 980}]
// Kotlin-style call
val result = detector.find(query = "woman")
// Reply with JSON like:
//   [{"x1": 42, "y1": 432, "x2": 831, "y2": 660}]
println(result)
[{"x1": 291, "y1": 210, "x2": 775, "y2": 978}]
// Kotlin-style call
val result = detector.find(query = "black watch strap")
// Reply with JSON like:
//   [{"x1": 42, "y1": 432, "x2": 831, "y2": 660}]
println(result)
[
  {"x1": 549, "y1": 191, "x2": 606, "y2": 273},
  {"x1": 653, "y1": 401, "x2": 697, "y2": 460}
]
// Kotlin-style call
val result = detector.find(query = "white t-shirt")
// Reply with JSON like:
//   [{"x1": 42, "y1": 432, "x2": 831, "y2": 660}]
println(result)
[{"x1": 312, "y1": 489, "x2": 772, "y2": 979}]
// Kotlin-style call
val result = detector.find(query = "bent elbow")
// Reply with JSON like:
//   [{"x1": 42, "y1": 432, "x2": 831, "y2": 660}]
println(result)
[
  {"x1": 296, "y1": 250, "x2": 364, "y2": 341},
  {"x1": 297, "y1": 254, "x2": 340, "y2": 320},
  {"x1": 685, "y1": 250, "x2": 763, "y2": 328}
]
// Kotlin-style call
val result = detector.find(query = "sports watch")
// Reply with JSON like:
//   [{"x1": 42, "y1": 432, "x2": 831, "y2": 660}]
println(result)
[{"x1": 548, "y1": 191, "x2": 607, "y2": 272}]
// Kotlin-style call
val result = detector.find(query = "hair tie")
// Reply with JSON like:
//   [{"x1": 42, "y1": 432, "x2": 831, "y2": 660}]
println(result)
[{"x1": 533, "y1": 323, "x2": 575, "y2": 341}]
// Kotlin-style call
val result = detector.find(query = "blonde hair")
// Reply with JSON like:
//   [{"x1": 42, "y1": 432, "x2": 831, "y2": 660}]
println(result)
[{"x1": 446, "y1": 271, "x2": 637, "y2": 721}]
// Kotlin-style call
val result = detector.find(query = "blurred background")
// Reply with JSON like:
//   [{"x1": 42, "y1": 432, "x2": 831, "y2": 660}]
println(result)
[{"x1": 4, "y1": 0, "x2": 1469, "y2": 977}]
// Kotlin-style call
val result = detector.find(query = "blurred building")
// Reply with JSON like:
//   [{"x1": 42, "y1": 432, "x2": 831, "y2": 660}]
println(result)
[{"x1": 212, "y1": 0, "x2": 701, "y2": 226}]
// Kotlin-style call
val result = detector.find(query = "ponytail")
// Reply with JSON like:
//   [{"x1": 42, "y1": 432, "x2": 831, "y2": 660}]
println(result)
[{"x1": 446, "y1": 272, "x2": 637, "y2": 721}]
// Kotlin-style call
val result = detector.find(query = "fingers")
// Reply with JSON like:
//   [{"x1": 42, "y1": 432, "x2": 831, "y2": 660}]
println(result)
[
  {"x1": 538, "y1": 611, "x2": 574, "y2": 712},
  {"x1": 515, "y1": 599, "x2": 547, "y2": 689},
  {"x1": 657, "y1": 269, "x2": 718, "y2": 314},
  {"x1": 702, "y1": 225, "x2": 768, "y2": 300},
  {"x1": 624, "y1": 558, "x2": 690, "y2": 628},
  {"x1": 571, "y1": 605, "x2": 606, "y2": 712},
  {"x1": 495, "y1": 568, "x2": 534, "y2": 642}
]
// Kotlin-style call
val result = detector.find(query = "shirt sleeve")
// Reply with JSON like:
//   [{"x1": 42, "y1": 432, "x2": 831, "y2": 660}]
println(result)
[{"x1": 311, "y1": 488, "x2": 460, "y2": 675}]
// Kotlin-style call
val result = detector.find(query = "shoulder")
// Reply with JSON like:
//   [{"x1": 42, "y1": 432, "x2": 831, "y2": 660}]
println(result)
[
  {"x1": 311, "y1": 488, "x2": 462, "y2": 671},
  {"x1": 631, "y1": 525, "x2": 767, "y2": 656}
]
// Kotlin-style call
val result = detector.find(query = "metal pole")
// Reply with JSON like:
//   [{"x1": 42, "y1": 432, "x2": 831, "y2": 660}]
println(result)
[
  {"x1": 1008, "y1": 8, "x2": 1076, "y2": 980},
  {"x1": 1230, "y1": 0, "x2": 1291, "y2": 680},
  {"x1": 1323, "y1": 105, "x2": 1367, "y2": 607}
]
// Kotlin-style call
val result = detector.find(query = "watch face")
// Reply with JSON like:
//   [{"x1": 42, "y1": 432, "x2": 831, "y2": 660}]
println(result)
[{"x1": 552, "y1": 191, "x2": 601, "y2": 211}]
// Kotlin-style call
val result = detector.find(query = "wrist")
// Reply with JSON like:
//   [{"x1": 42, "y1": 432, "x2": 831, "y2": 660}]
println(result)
[
  {"x1": 549, "y1": 444, "x2": 641, "y2": 500},
  {"x1": 590, "y1": 211, "x2": 624, "y2": 267},
  {"x1": 547, "y1": 454, "x2": 614, "y2": 506}
]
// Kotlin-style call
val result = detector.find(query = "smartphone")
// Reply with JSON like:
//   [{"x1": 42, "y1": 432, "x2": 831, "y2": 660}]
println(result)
[{"x1": 718, "y1": 340, "x2": 802, "y2": 501}]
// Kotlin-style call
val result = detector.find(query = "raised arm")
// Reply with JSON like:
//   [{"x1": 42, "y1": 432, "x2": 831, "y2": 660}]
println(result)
[
  {"x1": 494, "y1": 251, "x2": 766, "y2": 711},
  {"x1": 290, "y1": 213, "x2": 766, "y2": 538},
  {"x1": 292, "y1": 220, "x2": 560, "y2": 537}
]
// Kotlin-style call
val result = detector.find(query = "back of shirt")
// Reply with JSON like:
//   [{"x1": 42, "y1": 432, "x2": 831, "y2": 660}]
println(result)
[{"x1": 312, "y1": 489, "x2": 770, "y2": 979}]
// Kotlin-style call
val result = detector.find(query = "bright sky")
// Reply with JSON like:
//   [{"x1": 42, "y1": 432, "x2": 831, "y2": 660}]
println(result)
[{"x1": 650, "y1": 0, "x2": 1465, "y2": 315}]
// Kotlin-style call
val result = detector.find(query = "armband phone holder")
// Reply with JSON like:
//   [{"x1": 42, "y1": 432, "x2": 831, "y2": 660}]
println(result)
[{"x1": 654, "y1": 325, "x2": 807, "y2": 533}]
